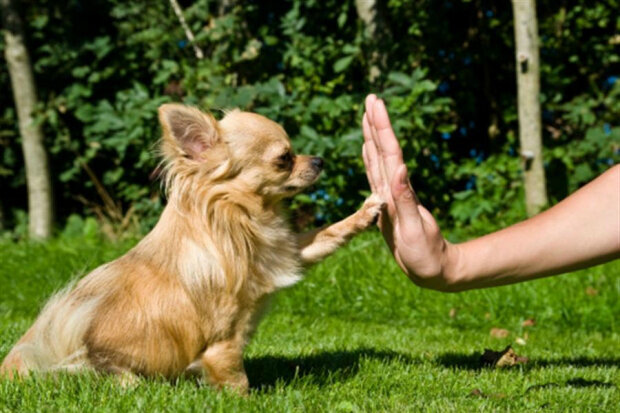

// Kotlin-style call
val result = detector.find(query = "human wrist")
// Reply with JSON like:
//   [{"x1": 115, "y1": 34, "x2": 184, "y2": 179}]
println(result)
[{"x1": 439, "y1": 241, "x2": 467, "y2": 292}]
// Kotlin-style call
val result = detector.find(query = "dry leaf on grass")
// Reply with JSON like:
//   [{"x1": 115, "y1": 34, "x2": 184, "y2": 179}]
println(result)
[
  {"x1": 449, "y1": 308, "x2": 457, "y2": 318},
  {"x1": 490, "y1": 327, "x2": 510, "y2": 338},
  {"x1": 480, "y1": 346, "x2": 529, "y2": 368},
  {"x1": 585, "y1": 286, "x2": 599, "y2": 296},
  {"x1": 521, "y1": 318, "x2": 536, "y2": 327},
  {"x1": 515, "y1": 337, "x2": 527, "y2": 346}
]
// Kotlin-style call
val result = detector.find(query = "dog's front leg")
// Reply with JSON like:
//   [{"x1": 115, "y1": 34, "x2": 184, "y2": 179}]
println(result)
[{"x1": 296, "y1": 195, "x2": 384, "y2": 265}]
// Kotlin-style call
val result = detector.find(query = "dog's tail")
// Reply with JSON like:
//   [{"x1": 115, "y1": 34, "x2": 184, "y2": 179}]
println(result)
[{"x1": 1, "y1": 285, "x2": 101, "y2": 377}]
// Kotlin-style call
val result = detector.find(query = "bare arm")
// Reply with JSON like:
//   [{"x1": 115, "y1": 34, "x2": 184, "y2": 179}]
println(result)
[
  {"x1": 451, "y1": 164, "x2": 620, "y2": 290},
  {"x1": 362, "y1": 94, "x2": 620, "y2": 292}
]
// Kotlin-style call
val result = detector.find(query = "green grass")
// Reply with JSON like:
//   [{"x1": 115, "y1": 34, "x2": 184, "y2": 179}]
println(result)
[{"x1": 1, "y1": 232, "x2": 618, "y2": 412}]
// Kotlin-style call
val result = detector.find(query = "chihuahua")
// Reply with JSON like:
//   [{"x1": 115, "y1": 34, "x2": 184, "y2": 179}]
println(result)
[{"x1": 0, "y1": 104, "x2": 383, "y2": 392}]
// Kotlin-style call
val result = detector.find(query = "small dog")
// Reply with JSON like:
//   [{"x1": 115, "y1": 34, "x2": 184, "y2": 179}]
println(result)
[{"x1": 1, "y1": 104, "x2": 383, "y2": 392}]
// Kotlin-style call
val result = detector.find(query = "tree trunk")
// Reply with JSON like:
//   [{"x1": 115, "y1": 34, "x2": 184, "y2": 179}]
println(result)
[
  {"x1": 2, "y1": 0, "x2": 53, "y2": 239},
  {"x1": 511, "y1": 0, "x2": 548, "y2": 216},
  {"x1": 355, "y1": 0, "x2": 383, "y2": 84}
]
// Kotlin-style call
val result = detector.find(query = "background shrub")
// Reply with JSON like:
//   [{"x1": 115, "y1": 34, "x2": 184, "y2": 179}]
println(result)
[{"x1": 0, "y1": 0, "x2": 618, "y2": 237}]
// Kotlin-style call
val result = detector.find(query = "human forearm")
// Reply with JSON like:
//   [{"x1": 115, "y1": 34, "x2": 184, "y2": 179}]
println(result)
[{"x1": 447, "y1": 165, "x2": 620, "y2": 291}]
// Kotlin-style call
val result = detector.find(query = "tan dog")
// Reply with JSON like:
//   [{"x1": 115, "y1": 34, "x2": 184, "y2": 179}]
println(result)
[{"x1": 1, "y1": 104, "x2": 383, "y2": 392}]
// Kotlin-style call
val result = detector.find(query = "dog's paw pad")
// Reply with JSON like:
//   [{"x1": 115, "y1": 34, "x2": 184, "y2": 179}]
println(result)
[{"x1": 361, "y1": 194, "x2": 385, "y2": 225}]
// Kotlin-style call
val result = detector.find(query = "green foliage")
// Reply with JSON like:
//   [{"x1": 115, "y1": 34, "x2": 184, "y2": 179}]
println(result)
[{"x1": 0, "y1": 0, "x2": 618, "y2": 236}]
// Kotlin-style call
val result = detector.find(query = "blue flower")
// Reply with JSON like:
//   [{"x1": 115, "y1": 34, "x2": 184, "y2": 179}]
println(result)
[
  {"x1": 463, "y1": 56, "x2": 472, "y2": 66},
  {"x1": 606, "y1": 76, "x2": 618, "y2": 86},
  {"x1": 485, "y1": 10, "x2": 494, "y2": 18},
  {"x1": 177, "y1": 40, "x2": 187, "y2": 49},
  {"x1": 441, "y1": 132, "x2": 451, "y2": 140},
  {"x1": 459, "y1": 127, "x2": 467, "y2": 136},
  {"x1": 438, "y1": 49, "x2": 446, "y2": 57},
  {"x1": 604, "y1": 123, "x2": 611, "y2": 136},
  {"x1": 469, "y1": 149, "x2": 477, "y2": 157},
  {"x1": 438, "y1": 81, "x2": 450, "y2": 94},
  {"x1": 465, "y1": 176, "x2": 476, "y2": 190},
  {"x1": 336, "y1": 198, "x2": 344, "y2": 206}
]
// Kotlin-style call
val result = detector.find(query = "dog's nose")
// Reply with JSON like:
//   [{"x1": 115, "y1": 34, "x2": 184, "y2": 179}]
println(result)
[{"x1": 311, "y1": 157, "x2": 324, "y2": 170}]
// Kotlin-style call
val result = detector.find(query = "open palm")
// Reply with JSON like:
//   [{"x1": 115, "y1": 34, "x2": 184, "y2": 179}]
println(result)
[{"x1": 361, "y1": 95, "x2": 455, "y2": 290}]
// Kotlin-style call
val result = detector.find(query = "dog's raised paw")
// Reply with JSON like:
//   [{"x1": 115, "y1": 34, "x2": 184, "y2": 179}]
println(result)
[{"x1": 360, "y1": 194, "x2": 385, "y2": 227}]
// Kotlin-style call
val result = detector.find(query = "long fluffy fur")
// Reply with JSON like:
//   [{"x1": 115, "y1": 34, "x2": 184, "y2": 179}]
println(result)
[{"x1": 1, "y1": 105, "x2": 382, "y2": 391}]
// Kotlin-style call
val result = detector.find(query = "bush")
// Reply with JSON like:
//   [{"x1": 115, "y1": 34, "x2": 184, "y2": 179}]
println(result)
[{"x1": 0, "y1": 0, "x2": 617, "y2": 237}]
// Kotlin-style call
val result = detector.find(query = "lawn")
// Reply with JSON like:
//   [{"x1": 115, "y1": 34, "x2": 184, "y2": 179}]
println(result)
[{"x1": 0, "y1": 231, "x2": 618, "y2": 412}]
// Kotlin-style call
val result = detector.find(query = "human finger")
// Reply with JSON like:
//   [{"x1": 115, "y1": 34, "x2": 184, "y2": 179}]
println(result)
[
  {"x1": 365, "y1": 94, "x2": 378, "y2": 125},
  {"x1": 362, "y1": 143, "x2": 378, "y2": 194},
  {"x1": 391, "y1": 164, "x2": 422, "y2": 224},
  {"x1": 363, "y1": 113, "x2": 392, "y2": 204},
  {"x1": 373, "y1": 99, "x2": 405, "y2": 184}
]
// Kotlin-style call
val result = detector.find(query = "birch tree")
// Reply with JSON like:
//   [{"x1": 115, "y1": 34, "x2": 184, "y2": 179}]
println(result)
[
  {"x1": 355, "y1": 0, "x2": 385, "y2": 84},
  {"x1": 1, "y1": 0, "x2": 53, "y2": 238},
  {"x1": 511, "y1": 0, "x2": 548, "y2": 215}
]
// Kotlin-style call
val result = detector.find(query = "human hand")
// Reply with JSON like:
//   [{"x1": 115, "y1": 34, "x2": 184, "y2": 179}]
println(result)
[{"x1": 362, "y1": 94, "x2": 460, "y2": 291}]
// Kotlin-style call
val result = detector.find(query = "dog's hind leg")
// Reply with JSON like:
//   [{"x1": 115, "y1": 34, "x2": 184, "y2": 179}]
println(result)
[
  {"x1": 0, "y1": 350, "x2": 27, "y2": 379},
  {"x1": 0, "y1": 325, "x2": 37, "y2": 378}
]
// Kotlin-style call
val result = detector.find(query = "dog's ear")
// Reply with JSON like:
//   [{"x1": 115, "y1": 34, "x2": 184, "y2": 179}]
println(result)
[{"x1": 158, "y1": 104, "x2": 220, "y2": 161}]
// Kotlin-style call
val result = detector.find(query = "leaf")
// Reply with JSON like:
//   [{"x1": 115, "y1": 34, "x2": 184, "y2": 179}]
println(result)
[
  {"x1": 387, "y1": 72, "x2": 414, "y2": 88},
  {"x1": 437, "y1": 124, "x2": 456, "y2": 133},
  {"x1": 481, "y1": 346, "x2": 528, "y2": 368},
  {"x1": 490, "y1": 328, "x2": 510, "y2": 338},
  {"x1": 585, "y1": 286, "x2": 599, "y2": 296},
  {"x1": 333, "y1": 55, "x2": 354, "y2": 73}
]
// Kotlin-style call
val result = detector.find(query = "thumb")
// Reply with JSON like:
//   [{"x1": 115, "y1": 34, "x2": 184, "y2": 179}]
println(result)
[{"x1": 391, "y1": 164, "x2": 422, "y2": 223}]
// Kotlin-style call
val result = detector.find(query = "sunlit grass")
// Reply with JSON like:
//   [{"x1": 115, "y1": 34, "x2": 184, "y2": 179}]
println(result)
[{"x1": 1, "y1": 232, "x2": 618, "y2": 411}]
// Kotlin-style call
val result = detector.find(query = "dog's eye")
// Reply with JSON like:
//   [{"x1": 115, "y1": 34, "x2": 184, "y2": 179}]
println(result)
[{"x1": 277, "y1": 152, "x2": 293, "y2": 169}]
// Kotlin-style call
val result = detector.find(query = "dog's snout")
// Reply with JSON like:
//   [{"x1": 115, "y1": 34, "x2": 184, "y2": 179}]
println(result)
[{"x1": 311, "y1": 157, "x2": 324, "y2": 171}]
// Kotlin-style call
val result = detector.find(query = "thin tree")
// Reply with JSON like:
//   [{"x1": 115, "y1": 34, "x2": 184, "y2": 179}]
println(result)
[
  {"x1": 355, "y1": 0, "x2": 386, "y2": 84},
  {"x1": 511, "y1": 0, "x2": 548, "y2": 215},
  {"x1": 1, "y1": 0, "x2": 53, "y2": 238}
]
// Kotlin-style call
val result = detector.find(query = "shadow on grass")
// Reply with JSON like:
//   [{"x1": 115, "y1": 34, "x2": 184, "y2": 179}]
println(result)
[
  {"x1": 435, "y1": 352, "x2": 620, "y2": 370},
  {"x1": 525, "y1": 378, "x2": 616, "y2": 392},
  {"x1": 246, "y1": 348, "x2": 414, "y2": 390}
]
